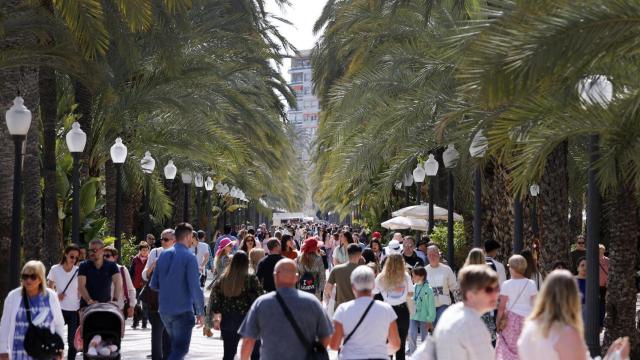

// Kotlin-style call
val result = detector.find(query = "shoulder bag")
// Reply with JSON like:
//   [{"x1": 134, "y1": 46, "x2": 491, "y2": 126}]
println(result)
[
  {"x1": 22, "y1": 289, "x2": 65, "y2": 359},
  {"x1": 340, "y1": 299, "x2": 375, "y2": 353},
  {"x1": 275, "y1": 292, "x2": 329, "y2": 360},
  {"x1": 60, "y1": 268, "x2": 78, "y2": 295}
]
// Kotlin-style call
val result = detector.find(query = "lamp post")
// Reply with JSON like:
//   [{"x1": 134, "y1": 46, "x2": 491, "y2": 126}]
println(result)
[
  {"x1": 6, "y1": 97, "x2": 32, "y2": 289},
  {"x1": 110, "y1": 138, "x2": 127, "y2": 259},
  {"x1": 442, "y1": 144, "x2": 459, "y2": 269},
  {"x1": 424, "y1": 154, "x2": 439, "y2": 234},
  {"x1": 402, "y1": 173, "x2": 413, "y2": 207},
  {"x1": 65, "y1": 122, "x2": 87, "y2": 245},
  {"x1": 205, "y1": 176, "x2": 214, "y2": 242},
  {"x1": 469, "y1": 130, "x2": 488, "y2": 248},
  {"x1": 163, "y1": 160, "x2": 177, "y2": 228},
  {"x1": 530, "y1": 184, "x2": 540, "y2": 238},
  {"x1": 412, "y1": 162, "x2": 426, "y2": 205},
  {"x1": 513, "y1": 196, "x2": 524, "y2": 254},
  {"x1": 578, "y1": 75, "x2": 613, "y2": 356},
  {"x1": 194, "y1": 173, "x2": 204, "y2": 230},
  {"x1": 181, "y1": 171, "x2": 192, "y2": 222},
  {"x1": 141, "y1": 151, "x2": 156, "y2": 236}
]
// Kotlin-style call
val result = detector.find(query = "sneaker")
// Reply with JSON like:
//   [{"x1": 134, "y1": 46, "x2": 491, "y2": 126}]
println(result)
[
  {"x1": 146, "y1": 355, "x2": 152, "y2": 359},
  {"x1": 131, "y1": 325, "x2": 138, "y2": 330}
]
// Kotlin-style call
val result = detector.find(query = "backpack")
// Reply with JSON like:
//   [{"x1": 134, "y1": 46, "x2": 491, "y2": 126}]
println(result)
[
  {"x1": 298, "y1": 271, "x2": 317, "y2": 294},
  {"x1": 485, "y1": 257, "x2": 497, "y2": 272}
]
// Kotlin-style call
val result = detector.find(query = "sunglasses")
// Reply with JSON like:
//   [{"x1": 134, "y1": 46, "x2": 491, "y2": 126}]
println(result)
[
  {"x1": 103, "y1": 254, "x2": 113, "y2": 259},
  {"x1": 483, "y1": 285, "x2": 500, "y2": 294},
  {"x1": 88, "y1": 248, "x2": 102, "y2": 254},
  {"x1": 161, "y1": 237, "x2": 171, "y2": 242},
  {"x1": 577, "y1": 242, "x2": 585, "y2": 245},
  {"x1": 67, "y1": 254, "x2": 77, "y2": 259},
  {"x1": 21, "y1": 273, "x2": 38, "y2": 281}
]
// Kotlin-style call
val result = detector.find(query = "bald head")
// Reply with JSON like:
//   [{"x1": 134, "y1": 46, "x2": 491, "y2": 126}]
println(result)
[{"x1": 274, "y1": 258, "x2": 298, "y2": 289}]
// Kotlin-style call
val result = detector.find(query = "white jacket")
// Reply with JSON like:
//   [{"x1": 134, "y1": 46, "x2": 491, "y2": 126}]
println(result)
[
  {"x1": 111, "y1": 265, "x2": 136, "y2": 309},
  {"x1": 0, "y1": 287, "x2": 65, "y2": 356}
]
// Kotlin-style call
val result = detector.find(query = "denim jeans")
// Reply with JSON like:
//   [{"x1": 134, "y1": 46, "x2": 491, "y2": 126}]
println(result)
[
  {"x1": 434, "y1": 305, "x2": 448, "y2": 327},
  {"x1": 62, "y1": 310, "x2": 78, "y2": 360},
  {"x1": 160, "y1": 312, "x2": 195, "y2": 360},
  {"x1": 149, "y1": 311, "x2": 171, "y2": 360},
  {"x1": 407, "y1": 319, "x2": 428, "y2": 355}
]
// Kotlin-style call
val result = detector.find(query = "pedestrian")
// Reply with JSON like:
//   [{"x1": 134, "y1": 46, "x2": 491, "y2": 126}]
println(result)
[
  {"x1": 401, "y1": 236, "x2": 425, "y2": 267},
  {"x1": 143, "y1": 229, "x2": 175, "y2": 360},
  {"x1": 239, "y1": 258, "x2": 333, "y2": 360},
  {"x1": 521, "y1": 249, "x2": 543, "y2": 290},
  {"x1": 569, "y1": 235, "x2": 586, "y2": 275},
  {"x1": 518, "y1": 270, "x2": 630, "y2": 360},
  {"x1": 368, "y1": 239, "x2": 384, "y2": 263},
  {"x1": 78, "y1": 248, "x2": 87, "y2": 262},
  {"x1": 256, "y1": 238, "x2": 284, "y2": 292},
  {"x1": 333, "y1": 231, "x2": 353, "y2": 266},
  {"x1": 297, "y1": 237, "x2": 326, "y2": 301},
  {"x1": 248, "y1": 248, "x2": 266, "y2": 274},
  {"x1": 406, "y1": 266, "x2": 435, "y2": 356},
  {"x1": 431, "y1": 264, "x2": 499, "y2": 359},
  {"x1": 281, "y1": 235, "x2": 299, "y2": 260},
  {"x1": 575, "y1": 257, "x2": 587, "y2": 306},
  {"x1": 0, "y1": 260, "x2": 65, "y2": 360},
  {"x1": 484, "y1": 240, "x2": 507, "y2": 285},
  {"x1": 206, "y1": 251, "x2": 263, "y2": 360},
  {"x1": 191, "y1": 230, "x2": 211, "y2": 288},
  {"x1": 46, "y1": 244, "x2": 81, "y2": 360},
  {"x1": 323, "y1": 228, "x2": 335, "y2": 268},
  {"x1": 373, "y1": 254, "x2": 413, "y2": 360},
  {"x1": 214, "y1": 225, "x2": 238, "y2": 256},
  {"x1": 425, "y1": 244, "x2": 458, "y2": 326},
  {"x1": 325, "y1": 244, "x2": 363, "y2": 310},
  {"x1": 78, "y1": 239, "x2": 122, "y2": 308},
  {"x1": 103, "y1": 246, "x2": 137, "y2": 319},
  {"x1": 598, "y1": 244, "x2": 609, "y2": 329},
  {"x1": 240, "y1": 234, "x2": 260, "y2": 254},
  {"x1": 495, "y1": 255, "x2": 538, "y2": 360},
  {"x1": 150, "y1": 222, "x2": 205, "y2": 360},
  {"x1": 329, "y1": 265, "x2": 400, "y2": 359},
  {"x1": 463, "y1": 247, "x2": 497, "y2": 346},
  {"x1": 213, "y1": 238, "x2": 233, "y2": 281},
  {"x1": 130, "y1": 241, "x2": 150, "y2": 329},
  {"x1": 552, "y1": 261, "x2": 569, "y2": 271}
]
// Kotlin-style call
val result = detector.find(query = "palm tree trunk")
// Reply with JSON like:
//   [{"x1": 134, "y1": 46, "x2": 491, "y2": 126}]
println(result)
[
  {"x1": 538, "y1": 142, "x2": 570, "y2": 274},
  {"x1": 22, "y1": 92, "x2": 43, "y2": 261},
  {"x1": 490, "y1": 160, "x2": 514, "y2": 263},
  {"x1": 74, "y1": 81, "x2": 94, "y2": 177},
  {"x1": 40, "y1": 65, "x2": 61, "y2": 267},
  {"x1": 603, "y1": 180, "x2": 640, "y2": 357}
]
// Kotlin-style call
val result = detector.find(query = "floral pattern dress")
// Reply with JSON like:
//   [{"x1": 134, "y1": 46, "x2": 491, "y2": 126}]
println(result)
[{"x1": 205, "y1": 275, "x2": 264, "y2": 328}]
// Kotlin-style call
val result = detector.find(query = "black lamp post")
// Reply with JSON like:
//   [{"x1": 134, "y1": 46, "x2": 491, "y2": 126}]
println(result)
[
  {"x1": 110, "y1": 137, "x2": 128, "y2": 260},
  {"x1": 194, "y1": 173, "x2": 204, "y2": 230},
  {"x1": 402, "y1": 172, "x2": 413, "y2": 207},
  {"x1": 181, "y1": 171, "x2": 192, "y2": 222},
  {"x1": 530, "y1": 184, "x2": 540, "y2": 237},
  {"x1": 163, "y1": 160, "x2": 177, "y2": 228},
  {"x1": 424, "y1": 154, "x2": 439, "y2": 234},
  {"x1": 205, "y1": 176, "x2": 214, "y2": 241},
  {"x1": 66, "y1": 122, "x2": 87, "y2": 245},
  {"x1": 513, "y1": 196, "x2": 524, "y2": 254},
  {"x1": 6, "y1": 97, "x2": 31, "y2": 289},
  {"x1": 413, "y1": 162, "x2": 426, "y2": 205},
  {"x1": 579, "y1": 75, "x2": 613, "y2": 356},
  {"x1": 469, "y1": 130, "x2": 488, "y2": 248},
  {"x1": 442, "y1": 144, "x2": 459, "y2": 269},
  {"x1": 141, "y1": 151, "x2": 156, "y2": 237}
]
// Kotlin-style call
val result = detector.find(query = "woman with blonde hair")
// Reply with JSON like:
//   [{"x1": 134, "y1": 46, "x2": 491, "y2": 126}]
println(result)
[
  {"x1": 518, "y1": 270, "x2": 629, "y2": 360},
  {"x1": 0, "y1": 261, "x2": 65, "y2": 359},
  {"x1": 496, "y1": 255, "x2": 538, "y2": 359},
  {"x1": 248, "y1": 247, "x2": 265, "y2": 274},
  {"x1": 464, "y1": 247, "x2": 486, "y2": 267},
  {"x1": 373, "y1": 254, "x2": 414, "y2": 360}
]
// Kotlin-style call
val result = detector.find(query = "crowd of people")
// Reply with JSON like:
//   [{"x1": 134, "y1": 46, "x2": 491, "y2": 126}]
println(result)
[{"x1": 0, "y1": 221, "x2": 632, "y2": 360}]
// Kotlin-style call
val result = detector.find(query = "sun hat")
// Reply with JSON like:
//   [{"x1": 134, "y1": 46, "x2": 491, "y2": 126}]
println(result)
[
  {"x1": 387, "y1": 239, "x2": 402, "y2": 255},
  {"x1": 301, "y1": 238, "x2": 319, "y2": 254},
  {"x1": 216, "y1": 238, "x2": 233, "y2": 256}
]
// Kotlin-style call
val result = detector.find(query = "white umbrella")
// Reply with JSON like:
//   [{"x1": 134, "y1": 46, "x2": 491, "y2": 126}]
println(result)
[
  {"x1": 392, "y1": 204, "x2": 463, "y2": 222},
  {"x1": 381, "y1": 216, "x2": 429, "y2": 231}
]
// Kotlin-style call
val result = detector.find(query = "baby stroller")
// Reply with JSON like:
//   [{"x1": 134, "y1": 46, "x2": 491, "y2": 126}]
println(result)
[{"x1": 80, "y1": 303, "x2": 124, "y2": 359}]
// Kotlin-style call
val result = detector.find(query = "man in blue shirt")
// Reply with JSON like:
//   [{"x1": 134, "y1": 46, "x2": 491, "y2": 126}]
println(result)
[{"x1": 150, "y1": 223, "x2": 204, "y2": 360}]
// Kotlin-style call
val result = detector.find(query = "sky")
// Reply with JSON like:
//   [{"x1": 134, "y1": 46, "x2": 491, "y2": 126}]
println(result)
[{"x1": 265, "y1": 0, "x2": 328, "y2": 78}]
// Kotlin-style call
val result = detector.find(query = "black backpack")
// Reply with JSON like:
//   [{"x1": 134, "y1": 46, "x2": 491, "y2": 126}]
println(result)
[
  {"x1": 298, "y1": 271, "x2": 317, "y2": 294},
  {"x1": 485, "y1": 257, "x2": 497, "y2": 272}
]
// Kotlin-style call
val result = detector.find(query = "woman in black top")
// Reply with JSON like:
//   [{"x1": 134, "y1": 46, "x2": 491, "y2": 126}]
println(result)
[{"x1": 206, "y1": 251, "x2": 263, "y2": 360}]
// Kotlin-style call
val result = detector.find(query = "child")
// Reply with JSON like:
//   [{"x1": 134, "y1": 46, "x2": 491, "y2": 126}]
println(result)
[{"x1": 407, "y1": 266, "x2": 436, "y2": 355}]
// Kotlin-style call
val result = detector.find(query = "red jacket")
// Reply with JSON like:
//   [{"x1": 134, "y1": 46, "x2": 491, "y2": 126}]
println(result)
[{"x1": 130, "y1": 255, "x2": 148, "y2": 289}]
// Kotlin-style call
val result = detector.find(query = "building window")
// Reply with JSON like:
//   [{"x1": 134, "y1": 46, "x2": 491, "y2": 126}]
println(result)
[{"x1": 291, "y1": 72, "x2": 303, "y2": 83}]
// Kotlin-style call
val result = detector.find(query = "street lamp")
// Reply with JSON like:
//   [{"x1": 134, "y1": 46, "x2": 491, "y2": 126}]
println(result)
[
  {"x1": 66, "y1": 122, "x2": 87, "y2": 245},
  {"x1": 205, "y1": 176, "x2": 214, "y2": 241},
  {"x1": 442, "y1": 144, "x2": 459, "y2": 269},
  {"x1": 529, "y1": 183, "x2": 540, "y2": 237},
  {"x1": 110, "y1": 137, "x2": 127, "y2": 259},
  {"x1": 412, "y1": 162, "x2": 426, "y2": 205},
  {"x1": 578, "y1": 75, "x2": 613, "y2": 356},
  {"x1": 469, "y1": 130, "x2": 488, "y2": 248},
  {"x1": 402, "y1": 172, "x2": 413, "y2": 207},
  {"x1": 163, "y1": 160, "x2": 177, "y2": 227},
  {"x1": 141, "y1": 151, "x2": 156, "y2": 236},
  {"x1": 6, "y1": 97, "x2": 32, "y2": 288},
  {"x1": 181, "y1": 171, "x2": 192, "y2": 222},
  {"x1": 194, "y1": 173, "x2": 204, "y2": 230},
  {"x1": 424, "y1": 154, "x2": 439, "y2": 234}
]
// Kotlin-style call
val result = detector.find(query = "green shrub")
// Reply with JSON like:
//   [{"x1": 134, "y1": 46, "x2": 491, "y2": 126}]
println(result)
[
  {"x1": 103, "y1": 234, "x2": 138, "y2": 266},
  {"x1": 428, "y1": 222, "x2": 469, "y2": 269}
]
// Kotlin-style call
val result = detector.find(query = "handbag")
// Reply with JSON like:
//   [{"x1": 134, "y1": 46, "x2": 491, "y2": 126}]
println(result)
[
  {"x1": 22, "y1": 289, "x2": 65, "y2": 359},
  {"x1": 498, "y1": 281, "x2": 528, "y2": 331},
  {"x1": 340, "y1": 299, "x2": 375, "y2": 353},
  {"x1": 120, "y1": 267, "x2": 131, "y2": 318},
  {"x1": 275, "y1": 292, "x2": 329, "y2": 360}
]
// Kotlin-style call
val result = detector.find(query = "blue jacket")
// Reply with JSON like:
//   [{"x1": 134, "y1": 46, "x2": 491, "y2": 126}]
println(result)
[{"x1": 150, "y1": 243, "x2": 204, "y2": 316}]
